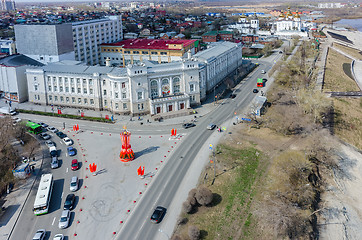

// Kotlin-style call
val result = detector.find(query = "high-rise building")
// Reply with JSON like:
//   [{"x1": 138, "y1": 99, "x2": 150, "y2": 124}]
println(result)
[
  {"x1": 14, "y1": 16, "x2": 123, "y2": 65},
  {"x1": 1, "y1": 0, "x2": 15, "y2": 11},
  {"x1": 72, "y1": 16, "x2": 123, "y2": 65}
]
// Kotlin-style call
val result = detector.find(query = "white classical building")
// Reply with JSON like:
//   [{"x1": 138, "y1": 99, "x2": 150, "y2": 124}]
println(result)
[
  {"x1": 274, "y1": 9, "x2": 308, "y2": 37},
  {"x1": 227, "y1": 15, "x2": 259, "y2": 34},
  {"x1": 25, "y1": 42, "x2": 243, "y2": 116}
]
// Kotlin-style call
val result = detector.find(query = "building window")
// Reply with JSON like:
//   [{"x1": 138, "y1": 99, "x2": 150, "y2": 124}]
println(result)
[
  {"x1": 78, "y1": 98, "x2": 81, "y2": 104},
  {"x1": 123, "y1": 103, "x2": 127, "y2": 109},
  {"x1": 48, "y1": 86, "x2": 52, "y2": 91},
  {"x1": 89, "y1": 88, "x2": 93, "y2": 94},
  {"x1": 115, "y1": 103, "x2": 119, "y2": 109},
  {"x1": 103, "y1": 80, "x2": 106, "y2": 86},
  {"x1": 160, "y1": 52, "x2": 167, "y2": 55},
  {"x1": 66, "y1": 97, "x2": 69, "y2": 103},
  {"x1": 54, "y1": 96, "x2": 58, "y2": 101},
  {"x1": 150, "y1": 80, "x2": 158, "y2": 98},
  {"x1": 142, "y1": 51, "x2": 148, "y2": 54},
  {"x1": 49, "y1": 95, "x2": 52, "y2": 101},
  {"x1": 66, "y1": 87, "x2": 69, "y2": 92},
  {"x1": 89, "y1": 79, "x2": 93, "y2": 85},
  {"x1": 133, "y1": 51, "x2": 139, "y2": 54},
  {"x1": 124, "y1": 51, "x2": 130, "y2": 54},
  {"x1": 151, "y1": 51, "x2": 158, "y2": 55},
  {"x1": 34, "y1": 85, "x2": 38, "y2": 91},
  {"x1": 71, "y1": 78, "x2": 74, "y2": 84},
  {"x1": 83, "y1": 88, "x2": 87, "y2": 94},
  {"x1": 60, "y1": 96, "x2": 64, "y2": 102},
  {"x1": 115, "y1": 92, "x2": 119, "y2": 98},
  {"x1": 54, "y1": 86, "x2": 57, "y2": 92},
  {"x1": 90, "y1": 99, "x2": 94, "y2": 105},
  {"x1": 173, "y1": 77, "x2": 180, "y2": 93},
  {"x1": 114, "y1": 83, "x2": 117, "y2": 88},
  {"x1": 77, "y1": 88, "x2": 81, "y2": 94},
  {"x1": 138, "y1": 103, "x2": 144, "y2": 110},
  {"x1": 84, "y1": 98, "x2": 88, "y2": 104},
  {"x1": 162, "y1": 78, "x2": 170, "y2": 95},
  {"x1": 77, "y1": 78, "x2": 80, "y2": 84},
  {"x1": 137, "y1": 92, "x2": 143, "y2": 100},
  {"x1": 104, "y1": 100, "x2": 107, "y2": 106},
  {"x1": 47, "y1": 76, "x2": 51, "y2": 83},
  {"x1": 122, "y1": 92, "x2": 126, "y2": 99},
  {"x1": 72, "y1": 87, "x2": 75, "y2": 93},
  {"x1": 190, "y1": 83, "x2": 195, "y2": 92},
  {"x1": 103, "y1": 90, "x2": 107, "y2": 95},
  {"x1": 59, "y1": 86, "x2": 63, "y2": 92},
  {"x1": 122, "y1": 82, "x2": 125, "y2": 88},
  {"x1": 72, "y1": 97, "x2": 75, "y2": 103},
  {"x1": 83, "y1": 79, "x2": 87, "y2": 84}
]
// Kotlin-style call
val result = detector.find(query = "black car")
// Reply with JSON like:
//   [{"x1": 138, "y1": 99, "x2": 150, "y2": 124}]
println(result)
[
  {"x1": 56, "y1": 131, "x2": 67, "y2": 139},
  {"x1": 182, "y1": 123, "x2": 196, "y2": 129},
  {"x1": 63, "y1": 194, "x2": 75, "y2": 210},
  {"x1": 150, "y1": 206, "x2": 166, "y2": 223},
  {"x1": 230, "y1": 94, "x2": 236, "y2": 99},
  {"x1": 253, "y1": 89, "x2": 259, "y2": 93}
]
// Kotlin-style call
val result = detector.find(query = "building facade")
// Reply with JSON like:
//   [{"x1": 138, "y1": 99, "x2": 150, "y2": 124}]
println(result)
[
  {"x1": 100, "y1": 38, "x2": 197, "y2": 67},
  {"x1": 0, "y1": 0, "x2": 15, "y2": 11},
  {"x1": 274, "y1": 9, "x2": 307, "y2": 37},
  {"x1": 0, "y1": 38, "x2": 16, "y2": 55},
  {"x1": 227, "y1": 15, "x2": 259, "y2": 35},
  {"x1": 72, "y1": 16, "x2": 123, "y2": 65},
  {"x1": 14, "y1": 16, "x2": 123, "y2": 65},
  {"x1": 26, "y1": 42, "x2": 243, "y2": 115},
  {"x1": 0, "y1": 54, "x2": 43, "y2": 102},
  {"x1": 202, "y1": 31, "x2": 234, "y2": 43}
]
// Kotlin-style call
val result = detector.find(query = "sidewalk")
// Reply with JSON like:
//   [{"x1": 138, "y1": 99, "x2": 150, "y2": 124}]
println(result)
[{"x1": 0, "y1": 141, "x2": 44, "y2": 240}]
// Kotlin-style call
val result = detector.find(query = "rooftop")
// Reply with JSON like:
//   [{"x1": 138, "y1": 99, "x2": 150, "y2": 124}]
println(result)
[
  {"x1": 0, "y1": 54, "x2": 44, "y2": 67},
  {"x1": 101, "y1": 39, "x2": 196, "y2": 50}
]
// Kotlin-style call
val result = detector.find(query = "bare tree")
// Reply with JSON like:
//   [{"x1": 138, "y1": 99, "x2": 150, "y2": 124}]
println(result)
[
  {"x1": 188, "y1": 225, "x2": 200, "y2": 240},
  {"x1": 195, "y1": 185, "x2": 213, "y2": 206},
  {"x1": 24, "y1": 138, "x2": 39, "y2": 160}
]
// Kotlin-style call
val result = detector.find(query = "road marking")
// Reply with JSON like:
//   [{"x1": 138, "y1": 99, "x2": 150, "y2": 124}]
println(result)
[
  {"x1": 52, "y1": 217, "x2": 56, "y2": 225},
  {"x1": 66, "y1": 168, "x2": 68, "y2": 173},
  {"x1": 66, "y1": 153, "x2": 68, "y2": 157},
  {"x1": 61, "y1": 192, "x2": 63, "y2": 198}
]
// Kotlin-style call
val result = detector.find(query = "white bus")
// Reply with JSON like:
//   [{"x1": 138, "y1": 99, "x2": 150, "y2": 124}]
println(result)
[{"x1": 33, "y1": 174, "x2": 53, "y2": 215}]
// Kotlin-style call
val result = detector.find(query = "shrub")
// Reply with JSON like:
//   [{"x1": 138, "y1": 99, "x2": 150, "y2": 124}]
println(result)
[
  {"x1": 182, "y1": 200, "x2": 193, "y2": 214},
  {"x1": 195, "y1": 185, "x2": 213, "y2": 206},
  {"x1": 171, "y1": 235, "x2": 183, "y2": 240},
  {"x1": 188, "y1": 225, "x2": 200, "y2": 240}
]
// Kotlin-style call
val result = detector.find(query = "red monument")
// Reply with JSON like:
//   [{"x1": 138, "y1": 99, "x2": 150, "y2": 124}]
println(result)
[{"x1": 120, "y1": 128, "x2": 135, "y2": 162}]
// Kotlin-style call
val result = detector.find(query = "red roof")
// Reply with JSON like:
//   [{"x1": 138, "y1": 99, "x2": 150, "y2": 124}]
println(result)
[{"x1": 101, "y1": 39, "x2": 196, "y2": 50}]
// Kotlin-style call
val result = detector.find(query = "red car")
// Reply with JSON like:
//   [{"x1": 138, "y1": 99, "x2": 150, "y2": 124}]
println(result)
[{"x1": 71, "y1": 159, "x2": 79, "y2": 171}]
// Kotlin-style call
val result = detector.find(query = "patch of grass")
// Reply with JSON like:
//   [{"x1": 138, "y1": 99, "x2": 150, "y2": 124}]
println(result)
[
  {"x1": 176, "y1": 145, "x2": 266, "y2": 240},
  {"x1": 334, "y1": 43, "x2": 362, "y2": 60},
  {"x1": 333, "y1": 98, "x2": 362, "y2": 149},
  {"x1": 17, "y1": 109, "x2": 113, "y2": 123},
  {"x1": 324, "y1": 49, "x2": 360, "y2": 92}
]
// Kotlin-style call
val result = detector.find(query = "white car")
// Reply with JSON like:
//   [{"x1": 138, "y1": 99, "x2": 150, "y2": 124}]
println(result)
[
  {"x1": 62, "y1": 137, "x2": 73, "y2": 146},
  {"x1": 12, "y1": 117, "x2": 21, "y2": 123},
  {"x1": 39, "y1": 133, "x2": 51, "y2": 140},
  {"x1": 58, "y1": 210, "x2": 70, "y2": 229},
  {"x1": 53, "y1": 234, "x2": 64, "y2": 240},
  {"x1": 70, "y1": 176, "x2": 79, "y2": 192},
  {"x1": 32, "y1": 229, "x2": 46, "y2": 240},
  {"x1": 47, "y1": 126, "x2": 59, "y2": 133}
]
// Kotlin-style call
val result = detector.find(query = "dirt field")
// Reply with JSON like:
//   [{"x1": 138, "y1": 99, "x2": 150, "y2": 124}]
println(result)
[{"x1": 334, "y1": 43, "x2": 362, "y2": 60}]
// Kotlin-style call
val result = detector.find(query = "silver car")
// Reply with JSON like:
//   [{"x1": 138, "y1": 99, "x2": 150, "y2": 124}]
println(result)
[
  {"x1": 32, "y1": 229, "x2": 45, "y2": 240},
  {"x1": 58, "y1": 210, "x2": 70, "y2": 229},
  {"x1": 50, "y1": 157, "x2": 59, "y2": 169},
  {"x1": 70, "y1": 176, "x2": 79, "y2": 192}
]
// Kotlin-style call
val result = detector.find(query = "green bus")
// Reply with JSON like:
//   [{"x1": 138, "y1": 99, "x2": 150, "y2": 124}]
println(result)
[{"x1": 26, "y1": 121, "x2": 43, "y2": 134}]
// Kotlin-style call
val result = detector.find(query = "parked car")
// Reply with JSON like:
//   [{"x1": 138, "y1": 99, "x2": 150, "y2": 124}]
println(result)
[
  {"x1": 63, "y1": 194, "x2": 75, "y2": 210},
  {"x1": 252, "y1": 89, "x2": 259, "y2": 93},
  {"x1": 62, "y1": 137, "x2": 73, "y2": 146},
  {"x1": 58, "y1": 210, "x2": 70, "y2": 229},
  {"x1": 56, "y1": 131, "x2": 67, "y2": 139},
  {"x1": 261, "y1": 70, "x2": 265, "y2": 74},
  {"x1": 12, "y1": 117, "x2": 22, "y2": 124},
  {"x1": 38, "y1": 122, "x2": 48, "y2": 128},
  {"x1": 32, "y1": 229, "x2": 46, "y2": 240},
  {"x1": 47, "y1": 126, "x2": 58, "y2": 133},
  {"x1": 67, "y1": 147, "x2": 76, "y2": 156},
  {"x1": 39, "y1": 133, "x2": 51, "y2": 140},
  {"x1": 71, "y1": 159, "x2": 79, "y2": 171},
  {"x1": 45, "y1": 141, "x2": 56, "y2": 148},
  {"x1": 206, "y1": 124, "x2": 216, "y2": 130},
  {"x1": 53, "y1": 234, "x2": 64, "y2": 240},
  {"x1": 230, "y1": 94, "x2": 236, "y2": 99},
  {"x1": 50, "y1": 157, "x2": 59, "y2": 169},
  {"x1": 70, "y1": 176, "x2": 79, "y2": 192},
  {"x1": 49, "y1": 146, "x2": 58, "y2": 157},
  {"x1": 182, "y1": 123, "x2": 196, "y2": 129},
  {"x1": 150, "y1": 206, "x2": 166, "y2": 223}
]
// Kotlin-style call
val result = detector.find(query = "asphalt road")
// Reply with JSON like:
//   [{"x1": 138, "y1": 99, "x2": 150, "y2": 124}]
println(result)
[
  {"x1": 9, "y1": 129, "x2": 82, "y2": 240},
  {"x1": 116, "y1": 59, "x2": 275, "y2": 240}
]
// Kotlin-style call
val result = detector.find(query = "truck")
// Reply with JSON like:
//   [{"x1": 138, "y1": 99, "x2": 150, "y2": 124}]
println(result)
[{"x1": 0, "y1": 107, "x2": 16, "y2": 116}]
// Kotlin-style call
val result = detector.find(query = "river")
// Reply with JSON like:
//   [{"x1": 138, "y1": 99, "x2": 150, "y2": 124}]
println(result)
[{"x1": 335, "y1": 19, "x2": 362, "y2": 32}]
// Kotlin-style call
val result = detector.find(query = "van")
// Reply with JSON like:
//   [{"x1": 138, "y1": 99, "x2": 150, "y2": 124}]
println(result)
[{"x1": 51, "y1": 157, "x2": 59, "y2": 169}]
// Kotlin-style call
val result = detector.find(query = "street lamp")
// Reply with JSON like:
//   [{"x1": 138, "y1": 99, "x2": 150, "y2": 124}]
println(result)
[{"x1": 158, "y1": 229, "x2": 170, "y2": 240}]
